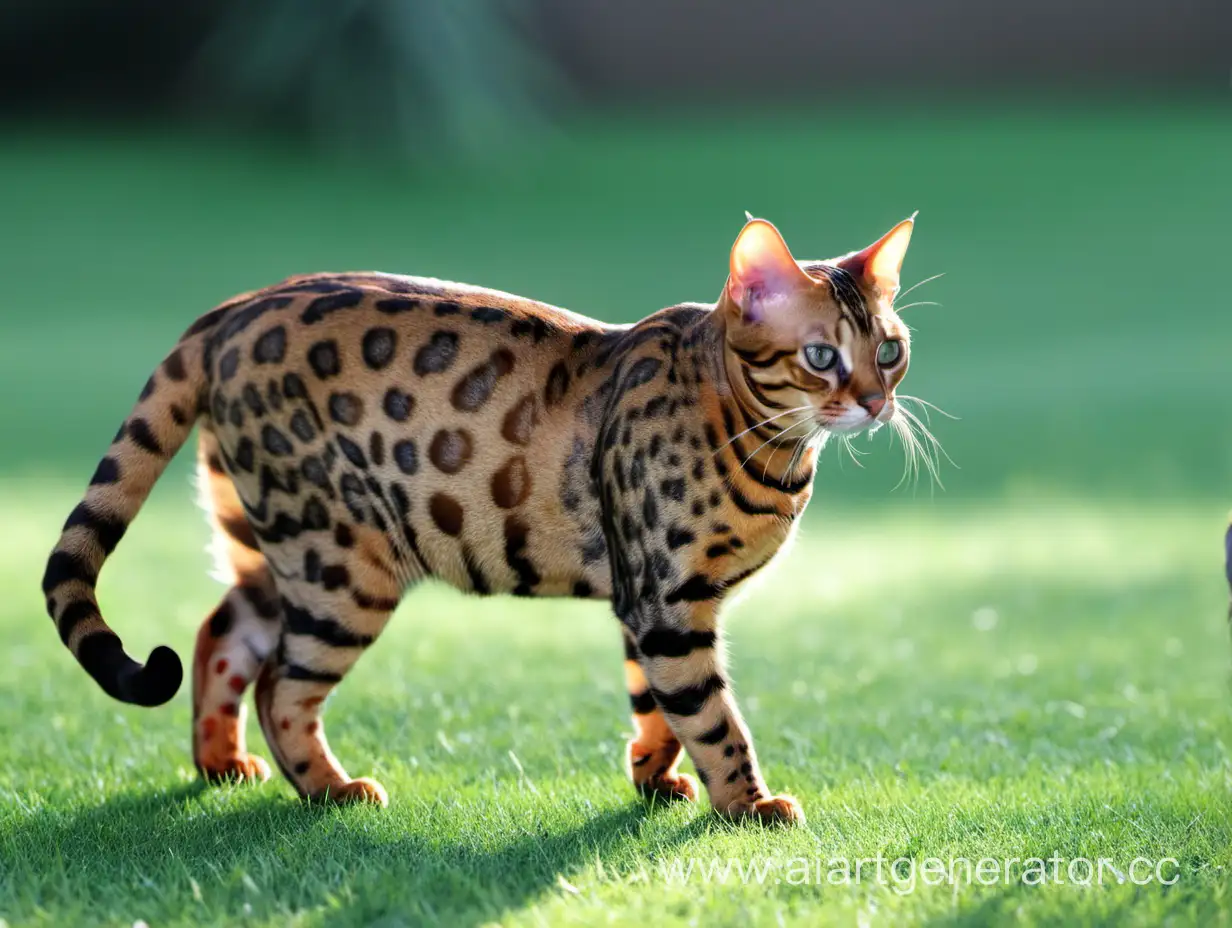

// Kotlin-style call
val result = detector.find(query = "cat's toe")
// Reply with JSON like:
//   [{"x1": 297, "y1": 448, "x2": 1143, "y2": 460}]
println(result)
[
  {"x1": 197, "y1": 753, "x2": 271, "y2": 785},
  {"x1": 727, "y1": 793, "x2": 805, "y2": 826},
  {"x1": 638, "y1": 772, "x2": 699, "y2": 803},
  {"x1": 314, "y1": 777, "x2": 389, "y2": 807}
]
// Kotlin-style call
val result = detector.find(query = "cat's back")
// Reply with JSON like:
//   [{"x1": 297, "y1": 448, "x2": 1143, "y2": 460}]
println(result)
[
  {"x1": 199, "y1": 270, "x2": 620, "y2": 441},
  {"x1": 202, "y1": 271, "x2": 607, "y2": 368},
  {"x1": 197, "y1": 270, "x2": 624, "y2": 599}
]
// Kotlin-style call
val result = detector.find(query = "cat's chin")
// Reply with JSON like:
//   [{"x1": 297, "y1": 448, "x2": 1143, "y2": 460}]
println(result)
[{"x1": 821, "y1": 416, "x2": 877, "y2": 435}]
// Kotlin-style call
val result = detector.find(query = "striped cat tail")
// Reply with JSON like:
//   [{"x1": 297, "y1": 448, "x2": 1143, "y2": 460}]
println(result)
[{"x1": 40, "y1": 311, "x2": 221, "y2": 706}]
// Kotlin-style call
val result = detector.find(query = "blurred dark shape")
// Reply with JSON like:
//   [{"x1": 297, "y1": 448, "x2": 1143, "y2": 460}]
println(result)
[
  {"x1": 538, "y1": 0, "x2": 1231, "y2": 98},
  {"x1": 0, "y1": 0, "x2": 1227, "y2": 155},
  {"x1": 0, "y1": 0, "x2": 561, "y2": 158},
  {"x1": 1225, "y1": 521, "x2": 1231, "y2": 591},
  {"x1": 188, "y1": 0, "x2": 560, "y2": 157}
]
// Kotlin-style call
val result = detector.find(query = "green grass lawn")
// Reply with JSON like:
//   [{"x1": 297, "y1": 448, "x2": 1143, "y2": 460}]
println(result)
[
  {"x1": 1, "y1": 97, "x2": 1230, "y2": 925},
  {"x1": 0, "y1": 490, "x2": 1229, "y2": 925}
]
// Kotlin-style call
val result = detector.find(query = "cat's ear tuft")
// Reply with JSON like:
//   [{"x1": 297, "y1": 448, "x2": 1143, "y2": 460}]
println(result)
[
  {"x1": 727, "y1": 218, "x2": 813, "y2": 320},
  {"x1": 840, "y1": 214, "x2": 916, "y2": 299}
]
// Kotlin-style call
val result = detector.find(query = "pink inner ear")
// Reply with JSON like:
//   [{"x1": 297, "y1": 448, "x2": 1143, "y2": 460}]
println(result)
[
  {"x1": 728, "y1": 271, "x2": 784, "y2": 323},
  {"x1": 841, "y1": 217, "x2": 915, "y2": 297},
  {"x1": 728, "y1": 220, "x2": 809, "y2": 319},
  {"x1": 727, "y1": 272, "x2": 778, "y2": 321},
  {"x1": 839, "y1": 252, "x2": 868, "y2": 282},
  {"x1": 726, "y1": 275, "x2": 752, "y2": 312}
]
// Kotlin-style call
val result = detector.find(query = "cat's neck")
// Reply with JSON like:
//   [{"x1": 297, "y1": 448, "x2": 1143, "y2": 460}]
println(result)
[{"x1": 696, "y1": 309, "x2": 820, "y2": 501}]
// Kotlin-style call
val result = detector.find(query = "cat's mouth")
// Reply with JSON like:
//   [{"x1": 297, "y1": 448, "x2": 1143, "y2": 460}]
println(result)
[{"x1": 817, "y1": 406, "x2": 884, "y2": 434}]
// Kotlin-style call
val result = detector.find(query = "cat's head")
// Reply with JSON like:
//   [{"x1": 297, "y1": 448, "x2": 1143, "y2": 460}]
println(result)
[{"x1": 720, "y1": 215, "x2": 915, "y2": 434}]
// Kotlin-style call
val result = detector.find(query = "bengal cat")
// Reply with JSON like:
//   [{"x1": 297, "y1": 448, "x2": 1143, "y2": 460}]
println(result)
[{"x1": 42, "y1": 215, "x2": 918, "y2": 824}]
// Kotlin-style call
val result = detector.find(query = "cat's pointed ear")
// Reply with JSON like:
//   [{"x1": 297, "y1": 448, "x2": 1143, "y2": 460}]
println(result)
[
  {"x1": 726, "y1": 217, "x2": 814, "y2": 320},
  {"x1": 840, "y1": 214, "x2": 916, "y2": 299}
]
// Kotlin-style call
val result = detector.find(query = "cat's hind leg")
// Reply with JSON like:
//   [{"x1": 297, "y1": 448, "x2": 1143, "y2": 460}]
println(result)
[
  {"x1": 192, "y1": 439, "x2": 282, "y2": 782},
  {"x1": 254, "y1": 522, "x2": 405, "y2": 805},
  {"x1": 192, "y1": 580, "x2": 281, "y2": 781}
]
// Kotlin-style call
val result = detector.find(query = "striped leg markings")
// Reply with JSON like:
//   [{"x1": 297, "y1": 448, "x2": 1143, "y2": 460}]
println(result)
[
  {"x1": 632, "y1": 607, "x2": 803, "y2": 825},
  {"x1": 254, "y1": 565, "x2": 403, "y2": 805},
  {"x1": 192, "y1": 577, "x2": 281, "y2": 783},
  {"x1": 622, "y1": 628, "x2": 695, "y2": 802}
]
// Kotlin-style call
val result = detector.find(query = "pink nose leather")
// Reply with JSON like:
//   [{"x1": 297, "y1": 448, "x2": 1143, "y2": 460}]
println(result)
[{"x1": 860, "y1": 395, "x2": 886, "y2": 417}]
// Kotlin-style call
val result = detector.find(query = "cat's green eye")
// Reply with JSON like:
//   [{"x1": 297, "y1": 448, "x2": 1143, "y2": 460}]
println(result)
[
  {"x1": 803, "y1": 344, "x2": 838, "y2": 373},
  {"x1": 877, "y1": 339, "x2": 903, "y2": 367}
]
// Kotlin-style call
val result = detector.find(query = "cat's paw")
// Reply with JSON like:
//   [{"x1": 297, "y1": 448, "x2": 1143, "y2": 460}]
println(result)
[
  {"x1": 312, "y1": 777, "x2": 389, "y2": 807},
  {"x1": 638, "y1": 772, "x2": 699, "y2": 803},
  {"x1": 725, "y1": 793, "x2": 805, "y2": 826},
  {"x1": 197, "y1": 753, "x2": 271, "y2": 784}
]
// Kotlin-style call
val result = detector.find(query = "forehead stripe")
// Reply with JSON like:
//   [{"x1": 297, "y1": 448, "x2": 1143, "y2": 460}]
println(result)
[{"x1": 806, "y1": 263, "x2": 872, "y2": 336}]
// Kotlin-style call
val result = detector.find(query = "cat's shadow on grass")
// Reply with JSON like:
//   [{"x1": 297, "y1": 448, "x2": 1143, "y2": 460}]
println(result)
[
  {"x1": 8, "y1": 779, "x2": 706, "y2": 925},
  {"x1": 11, "y1": 780, "x2": 1228, "y2": 924}
]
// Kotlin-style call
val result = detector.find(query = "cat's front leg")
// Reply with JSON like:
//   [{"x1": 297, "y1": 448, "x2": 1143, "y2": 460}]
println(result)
[
  {"x1": 627, "y1": 606, "x2": 804, "y2": 825},
  {"x1": 620, "y1": 627, "x2": 699, "y2": 802}
]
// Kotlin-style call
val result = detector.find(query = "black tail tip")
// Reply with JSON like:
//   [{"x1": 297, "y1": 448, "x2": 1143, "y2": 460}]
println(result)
[
  {"x1": 121, "y1": 645, "x2": 184, "y2": 707},
  {"x1": 79, "y1": 633, "x2": 183, "y2": 707}
]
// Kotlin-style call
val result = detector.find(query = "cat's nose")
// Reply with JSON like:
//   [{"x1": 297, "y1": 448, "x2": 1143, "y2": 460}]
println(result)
[{"x1": 859, "y1": 393, "x2": 886, "y2": 418}]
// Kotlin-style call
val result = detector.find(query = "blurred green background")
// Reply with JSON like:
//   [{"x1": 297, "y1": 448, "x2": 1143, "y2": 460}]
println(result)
[
  {"x1": 1, "y1": 3, "x2": 1231, "y2": 925},
  {"x1": 6, "y1": 103, "x2": 1231, "y2": 501},
  {"x1": 0, "y1": 2, "x2": 1228, "y2": 502}
]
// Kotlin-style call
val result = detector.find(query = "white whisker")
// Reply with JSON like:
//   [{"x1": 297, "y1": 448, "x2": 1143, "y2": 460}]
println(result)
[
  {"x1": 895, "y1": 405, "x2": 954, "y2": 491},
  {"x1": 839, "y1": 434, "x2": 865, "y2": 469},
  {"x1": 894, "y1": 272, "x2": 946, "y2": 304},
  {"x1": 898, "y1": 405, "x2": 955, "y2": 468},
  {"x1": 784, "y1": 425, "x2": 823, "y2": 477},
  {"x1": 758, "y1": 418, "x2": 814, "y2": 479},
  {"x1": 897, "y1": 394, "x2": 960, "y2": 421},
  {"x1": 896, "y1": 413, "x2": 939, "y2": 490},
  {"x1": 715, "y1": 405, "x2": 813, "y2": 454},
  {"x1": 742, "y1": 417, "x2": 811, "y2": 468},
  {"x1": 888, "y1": 415, "x2": 920, "y2": 490}
]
